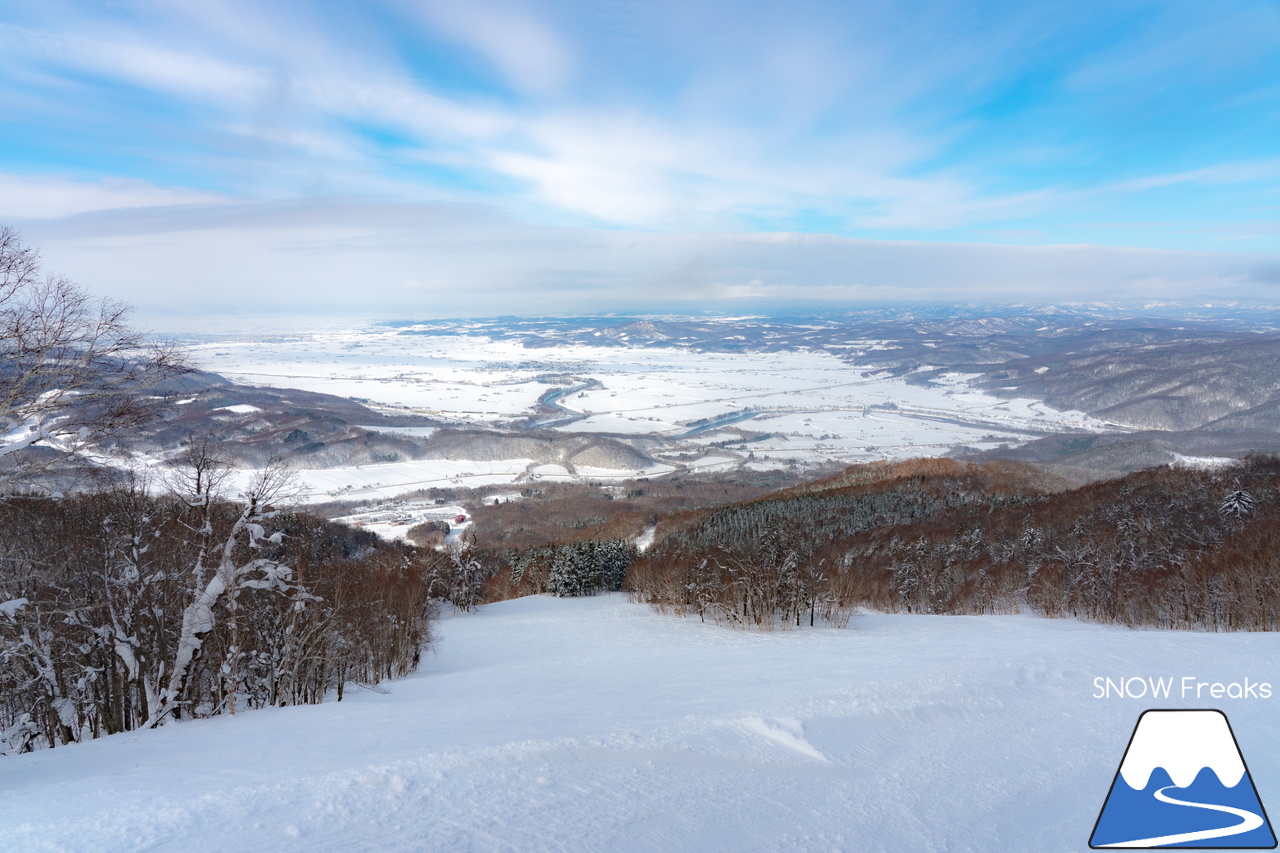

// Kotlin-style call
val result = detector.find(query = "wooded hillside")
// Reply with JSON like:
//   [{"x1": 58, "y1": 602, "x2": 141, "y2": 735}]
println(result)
[{"x1": 625, "y1": 457, "x2": 1280, "y2": 631}]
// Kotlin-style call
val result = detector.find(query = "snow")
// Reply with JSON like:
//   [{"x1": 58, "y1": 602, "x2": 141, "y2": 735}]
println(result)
[
  {"x1": 223, "y1": 459, "x2": 537, "y2": 504},
  {"x1": 175, "y1": 322, "x2": 1122, "y2": 474},
  {"x1": 634, "y1": 525, "x2": 657, "y2": 552},
  {"x1": 574, "y1": 464, "x2": 676, "y2": 479},
  {"x1": 216, "y1": 404, "x2": 262, "y2": 414},
  {"x1": 1172, "y1": 453, "x2": 1237, "y2": 470},
  {"x1": 184, "y1": 331, "x2": 563, "y2": 422},
  {"x1": 527, "y1": 463, "x2": 573, "y2": 481},
  {"x1": 2, "y1": 595, "x2": 1278, "y2": 852},
  {"x1": 210, "y1": 459, "x2": 677, "y2": 506},
  {"x1": 355, "y1": 425, "x2": 438, "y2": 438},
  {"x1": 334, "y1": 502, "x2": 469, "y2": 543},
  {"x1": 685, "y1": 455, "x2": 739, "y2": 473}
]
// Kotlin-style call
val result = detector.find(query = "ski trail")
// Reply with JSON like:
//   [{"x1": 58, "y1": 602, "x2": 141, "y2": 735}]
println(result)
[{"x1": 1101, "y1": 785, "x2": 1265, "y2": 848}]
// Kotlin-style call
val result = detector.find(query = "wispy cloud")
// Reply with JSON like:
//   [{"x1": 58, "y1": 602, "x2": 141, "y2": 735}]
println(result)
[
  {"x1": 0, "y1": 0, "x2": 1278, "y2": 313},
  {"x1": 1111, "y1": 160, "x2": 1280, "y2": 193},
  {"x1": 409, "y1": 0, "x2": 572, "y2": 95},
  {"x1": 0, "y1": 173, "x2": 225, "y2": 220}
]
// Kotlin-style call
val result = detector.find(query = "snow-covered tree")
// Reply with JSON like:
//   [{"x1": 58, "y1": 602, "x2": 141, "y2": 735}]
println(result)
[
  {"x1": 148, "y1": 466, "x2": 299, "y2": 725},
  {"x1": 548, "y1": 543, "x2": 591, "y2": 597},
  {"x1": 0, "y1": 477, "x2": 436, "y2": 752},
  {"x1": 444, "y1": 546, "x2": 488, "y2": 611},
  {"x1": 1220, "y1": 488, "x2": 1256, "y2": 519},
  {"x1": 0, "y1": 226, "x2": 184, "y2": 491},
  {"x1": 543, "y1": 539, "x2": 633, "y2": 598}
]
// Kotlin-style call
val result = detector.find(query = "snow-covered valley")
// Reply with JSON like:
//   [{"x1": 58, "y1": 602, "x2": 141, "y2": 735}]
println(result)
[
  {"x1": 3, "y1": 595, "x2": 1276, "y2": 852},
  {"x1": 162, "y1": 318, "x2": 1122, "y2": 505}
]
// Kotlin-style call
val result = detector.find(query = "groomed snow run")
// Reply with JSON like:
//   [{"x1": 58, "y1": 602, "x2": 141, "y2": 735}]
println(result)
[{"x1": 2, "y1": 595, "x2": 1278, "y2": 852}]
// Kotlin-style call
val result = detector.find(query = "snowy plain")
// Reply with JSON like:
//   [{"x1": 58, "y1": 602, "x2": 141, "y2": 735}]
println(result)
[
  {"x1": 3, "y1": 594, "x2": 1277, "y2": 852},
  {"x1": 167, "y1": 320, "x2": 1120, "y2": 502},
  {"x1": 185, "y1": 325, "x2": 1103, "y2": 442}
]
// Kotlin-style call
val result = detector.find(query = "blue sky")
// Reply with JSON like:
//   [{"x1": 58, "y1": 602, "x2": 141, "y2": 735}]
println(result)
[{"x1": 0, "y1": 0, "x2": 1278, "y2": 314}]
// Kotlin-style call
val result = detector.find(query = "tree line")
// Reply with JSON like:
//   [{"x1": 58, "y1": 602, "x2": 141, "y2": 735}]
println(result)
[
  {"x1": 0, "y1": 471, "x2": 435, "y2": 752},
  {"x1": 0, "y1": 456, "x2": 503, "y2": 754},
  {"x1": 483, "y1": 538, "x2": 635, "y2": 600},
  {"x1": 625, "y1": 456, "x2": 1280, "y2": 631}
]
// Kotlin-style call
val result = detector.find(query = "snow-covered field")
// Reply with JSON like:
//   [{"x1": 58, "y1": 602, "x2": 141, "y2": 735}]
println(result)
[
  {"x1": 187, "y1": 326, "x2": 1101, "y2": 440},
  {"x1": 173, "y1": 321, "x2": 1118, "y2": 487},
  {"x1": 3, "y1": 595, "x2": 1276, "y2": 852},
  {"x1": 216, "y1": 458, "x2": 676, "y2": 506},
  {"x1": 330, "y1": 499, "x2": 472, "y2": 543}
]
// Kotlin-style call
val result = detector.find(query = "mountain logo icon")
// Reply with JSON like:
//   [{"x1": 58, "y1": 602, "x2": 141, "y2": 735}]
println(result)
[{"x1": 1091, "y1": 709, "x2": 1277, "y2": 849}]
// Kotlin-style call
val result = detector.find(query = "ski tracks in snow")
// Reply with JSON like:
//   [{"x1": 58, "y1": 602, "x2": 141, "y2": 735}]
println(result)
[{"x1": 5, "y1": 597, "x2": 1280, "y2": 852}]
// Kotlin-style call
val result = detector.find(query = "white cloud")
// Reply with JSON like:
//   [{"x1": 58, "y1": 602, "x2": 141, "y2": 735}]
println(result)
[
  {"x1": 10, "y1": 187, "x2": 1276, "y2": 316},
  {"x1": 0, "y1": 173, "x2": 225, "y2": 220},
  {"x1": 0, "y1": 3, "x2": 1041, "y2": 233},
  {"x1": 1111, "y1": 159, "x2": 1280, "y2": 193},
  {"x1": 0, "y1": 24, "x2": 270, "y2": 106},
  {"x1": 3, "y1": 0, "x2": 1279, "y2": 265},
  {"x1": 411, "y1": 0, "x2": 572, "y2": 94}
]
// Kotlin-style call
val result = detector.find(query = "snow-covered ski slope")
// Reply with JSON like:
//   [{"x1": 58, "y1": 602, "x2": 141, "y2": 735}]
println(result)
[{"x1": 3, "y1": 595, "x2": 1277, "y2": 852}]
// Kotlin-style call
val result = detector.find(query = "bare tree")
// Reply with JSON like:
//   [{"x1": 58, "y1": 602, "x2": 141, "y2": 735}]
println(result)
[
  {"x1": 164, "y1": 434, "x2": 234, "y2": 591},
  {"x1": 0, "y1": 226, "x2": 185, "y2": 491}
]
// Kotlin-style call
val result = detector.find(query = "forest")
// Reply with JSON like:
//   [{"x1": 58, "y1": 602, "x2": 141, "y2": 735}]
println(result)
[
  {"x1": 6, "y1": 448, "x2": 1279, "y2": 754},
  {"x1": 7, "y1": 450, "x2": 1280, "y2": 755},
  {"x1": 0, "y1": 461, "x2": 490, "y2": 755},
  {"x1": 620, "y1": 457, "x2": 1280, "y2": 632}
]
